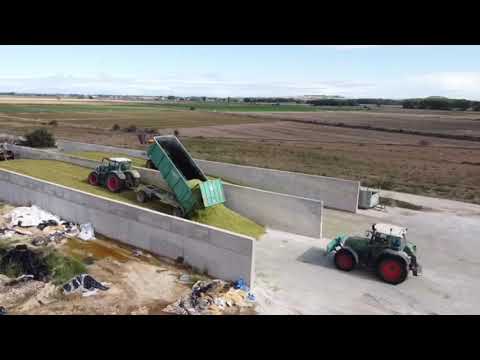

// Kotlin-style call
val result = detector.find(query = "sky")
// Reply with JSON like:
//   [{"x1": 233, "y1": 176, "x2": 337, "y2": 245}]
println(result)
[{"x1": 1, "y1": 45, "x2": 480, "y2": 99}]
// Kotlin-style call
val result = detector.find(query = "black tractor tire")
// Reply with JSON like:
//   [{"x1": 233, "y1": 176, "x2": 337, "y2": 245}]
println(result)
[
  {"x1": 172, "y1": 208, "x2": 184, "y2": 218},
  {"x1": 334, "y1": 248, "x2": 356, "y2": 272},
  {"x1": 106, "y1": 173, "x2": 124, "y2": 193},
  {"x1": 88, "y1": 171, "x2": 100, "y2": 186},
  {"x1": 146, "y1": 160, "x2": 157, "y2": 170},
  {"x1": 125, "y1": 172, "x2": 140, "y2": 189},
  {"x1": 136, "y1": 190, "x2": 148, "y2": 203},
  {"x1": 377, "y1": 255, "x2": 408, "y2": 285}
]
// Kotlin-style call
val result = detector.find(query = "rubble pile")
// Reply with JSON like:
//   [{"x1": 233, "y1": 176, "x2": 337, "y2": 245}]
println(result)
[
  {"x1": 0, "y1": 205, "x2": 95, "y2": 246},
  {"x1": 163, "y1": 278, "x2": 255, "y2": 315}
]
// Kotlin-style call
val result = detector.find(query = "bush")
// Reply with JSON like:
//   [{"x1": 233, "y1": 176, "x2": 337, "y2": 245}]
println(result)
[
  {"x1": 48, "y1": 120, "x2": 58, "y2": 126},
  {"x1": 24, "y1": 128, "x2": 56, "y2": 148},
  {"x1": 124, "y1": 125, "x2": 137, "y2": 133},
  {"x1": 111, "y1": 124, "x2": 120, "y2": 131},
  {"x1": 190, "y1": 106, "x2": 196, "y2": 111},
  {"x1": 174, "y1": 129, "x2": 180, "y2": 137}
]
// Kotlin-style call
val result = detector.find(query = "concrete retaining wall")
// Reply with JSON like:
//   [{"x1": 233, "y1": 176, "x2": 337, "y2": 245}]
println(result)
[
  {"x1": 0, "y1": 168, "x2": 255, "y2": 285},
  {"x1": 196, "y1": 160, "x2": 360, "y2": 213},
  {"x1": 55, "y1": 140, "x2": 360, "y2": 213},
  {"x1": 10, "y1": 144, "x2": 323, "y2": 238}
]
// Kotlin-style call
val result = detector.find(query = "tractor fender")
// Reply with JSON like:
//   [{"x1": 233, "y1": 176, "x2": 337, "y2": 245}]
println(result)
[
  {"x1": 111, "y1": 170, "x2": 127, "y2": 180},
  {"x1": 341, "y1": 245, "x2": 359, "y2": 265},
  {"x1": 377, "y1": 249, "x2": 410, "y2": 266},
  {"x1": 127, "y1": 169, "x2": 141, "y2": 178}
]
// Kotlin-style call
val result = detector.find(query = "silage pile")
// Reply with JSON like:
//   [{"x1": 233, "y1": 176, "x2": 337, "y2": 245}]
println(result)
[{"x1": 187, "y1": 179, "x2": 265, "y2": 240}]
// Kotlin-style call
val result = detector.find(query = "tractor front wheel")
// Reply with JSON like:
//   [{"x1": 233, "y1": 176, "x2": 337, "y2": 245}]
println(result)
[
  {"x1": 377, "y1": 256, "x2": 408, "y2": 285},
  {"x1": 334, "y1": 249, "x2": 356, "y2": 271},
  {"x1": 106, "y1": 174, "x2": 124, "y2": 192},
  {"x1": 88, "y1": 172, "x2": 99, "y2": 186}
]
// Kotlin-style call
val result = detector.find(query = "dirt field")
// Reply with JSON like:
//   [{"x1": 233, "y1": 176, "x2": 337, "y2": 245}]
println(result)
[
  {"x1": 235, "y1": 108, "x2": 480, "y2": 138},
  {"x1": 2, "y1": 102, "x2": 480, "y2": 205},
  {"x1": 0, "y1": 103, "x2": 270, "y2": 131}
]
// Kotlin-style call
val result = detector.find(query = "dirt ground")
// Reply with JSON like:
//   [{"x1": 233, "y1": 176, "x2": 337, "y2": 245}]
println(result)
[{"x1": 2, "y1": 104, "x2": 480, "y2": 204}]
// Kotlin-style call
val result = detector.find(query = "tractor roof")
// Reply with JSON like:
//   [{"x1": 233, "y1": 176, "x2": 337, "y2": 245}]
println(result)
[
  {"x1": 108, "y1": 157, "x2": 131, "y2": 163},
  {"x1": 373, "y1": 223, "x2": 407, "y2": 237}
]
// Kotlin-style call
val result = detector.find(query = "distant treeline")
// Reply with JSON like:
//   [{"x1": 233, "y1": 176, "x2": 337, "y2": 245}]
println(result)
[
  {"x1": 307, "y1": 97, "x2": 480, "y2": 111},
  {"x1": 402, "y1": 97, "x2": 480, "y2": 111},
  {"x1": 307, "y1": 99, "x2": 358, "y2": 106},
  {"x1": 243, "y1": 97, "x2": 300, "y2": 103}
]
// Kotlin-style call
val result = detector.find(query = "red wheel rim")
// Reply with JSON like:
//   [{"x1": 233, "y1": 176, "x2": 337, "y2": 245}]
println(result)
[
  {"x1": 88, "y1": 173, "x2": 98, "y2": 185},
  {"x1": 107, "y1": 176, "x2": 120, "y2": 191},
  {"x1": 336, "y1": 252, "x2": 354, "y2": 270},
  {"x1": 380, "y1": 259, "x2": 402, "y2": 283}
]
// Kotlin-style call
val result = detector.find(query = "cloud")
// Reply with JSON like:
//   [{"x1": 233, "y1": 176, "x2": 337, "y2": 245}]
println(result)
[
  {"x1": 408, "y1": 72, "x2": 480, "y2": 99},
  {"x1": 0, "y1": 73, "x2": 376, "y2": 97}
]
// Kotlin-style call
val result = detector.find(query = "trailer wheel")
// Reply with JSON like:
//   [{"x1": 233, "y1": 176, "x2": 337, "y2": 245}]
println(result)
[
  {"x1": 106, "y1": 174, "x2": 123, "y2": 192},
  {"x1": 334, "y1": 248, "x2": 356, "y2": 271},
  {"x1": 377, "y1": 256, "x2": 408, "y2": 285},
  {"x1": 136, "y1": 190, "x2": 148, "y2": 203},
  {"x1": 172, "y1": 208, "x2": 184, "y2": 217}
]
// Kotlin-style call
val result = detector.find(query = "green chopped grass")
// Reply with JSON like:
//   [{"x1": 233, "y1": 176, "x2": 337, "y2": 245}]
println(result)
[
  {"x1": 189, "y1": 204, "x2": 265, "y2": 240},
  {"x1": 0, "y1": 159, "x2": 264, "y2": 238},
  {"x1": 0, "y1": 159, "x2": 171, "y2": 214},
  {"x1": 43, "y1": 250, "x2": 87, "y2": 285},
  {"x1": 67, "y1": 151, "x2": 147, "y2": 168}
]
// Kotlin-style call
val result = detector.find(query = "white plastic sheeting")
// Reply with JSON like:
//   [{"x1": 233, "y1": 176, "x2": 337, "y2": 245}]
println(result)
[{"x1": 5, "y1": 205, "x2": 61, "y2": 227}]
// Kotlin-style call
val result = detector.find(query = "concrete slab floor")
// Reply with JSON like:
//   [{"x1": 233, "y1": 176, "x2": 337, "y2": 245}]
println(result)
[{"x1": 254, "y1": 195, "x2": 480, "y2": 314}]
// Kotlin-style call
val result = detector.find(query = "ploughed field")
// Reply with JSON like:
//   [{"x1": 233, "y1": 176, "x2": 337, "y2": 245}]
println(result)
[
  {"x1": 0, "y1": 103, "x2": 271, "y2": 132},
  {"x1": 2, "y1": 102, "x2": 480, "y2": 204}
]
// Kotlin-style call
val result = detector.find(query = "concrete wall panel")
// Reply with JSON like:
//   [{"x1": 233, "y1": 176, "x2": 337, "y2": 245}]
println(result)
[
  {"x1": 0, "y1": 169, "x2": 255, "y2": 285},
  {"x1": 9, "y1": 144, "x2": 323, "y2": 238},
  {"x1": 54, "y1": 140, "x2": 359, "y2": 212}
]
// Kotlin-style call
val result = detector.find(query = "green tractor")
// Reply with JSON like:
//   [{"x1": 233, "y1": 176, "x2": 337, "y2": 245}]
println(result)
[
  {"x1": 326, "y1": 223, "x2": 422, "y2": 285},
  {"x1": 87, "y1": 157, "x2": 141, "y2": 193}
]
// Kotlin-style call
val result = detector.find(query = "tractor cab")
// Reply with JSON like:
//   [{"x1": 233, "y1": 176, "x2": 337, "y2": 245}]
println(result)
[
  {"x1": 99, "y1": 157, "x2": 132, "y2": 172},
  {"x1": 367, "y1": 223, "x2": 407, "y2": 251}
]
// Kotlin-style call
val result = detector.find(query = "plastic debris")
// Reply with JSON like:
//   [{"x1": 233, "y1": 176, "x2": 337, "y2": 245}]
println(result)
[
  {"x1": 78, "y1": 223, "x2": 95, "y2": 241},
  {"x1": 63, "y1": 274, "x2": 109, "y2": 295},
  {"x1": 6, "y1": 205, "x2": 60, "y2": 228},
  {"x1": 234, "y1": 278, "x2": 250, "y2": 292},
  {"x1": 6, "y1": 274, "x2": 34, "y2": 286},
  {"x1": 37, "y1": 219, "x2": 59, "y2": 231},
  {"x1": 163, "y1": 279, "x2": 254, "y2": 315},
  {"x1": 132, "y1": 249, "x2": 143, "y2": 257},
  {"x1": 177, "y1": 274, "x2": 196, "y2": 284}
]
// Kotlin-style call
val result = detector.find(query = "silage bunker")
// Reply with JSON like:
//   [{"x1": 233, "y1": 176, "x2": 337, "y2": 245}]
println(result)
[{"x1": 0, "y1": 159, "x2": 265, "y2": 239}]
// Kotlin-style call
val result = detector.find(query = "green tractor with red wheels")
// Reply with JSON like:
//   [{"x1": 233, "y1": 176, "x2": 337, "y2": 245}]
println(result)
[
  {"x1": 326, "y1": 223, "x2": 422, "y2": 285},
  {"x1": 87, "y1": 157, "x2": 141, "y2": 193}
]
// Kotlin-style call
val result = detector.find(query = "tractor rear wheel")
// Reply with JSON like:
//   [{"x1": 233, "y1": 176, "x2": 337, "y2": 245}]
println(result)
[
  {"x1": 106, "y1": 174, "x2": 124, "y2": 192},
  {"x1": 377, "y1": 256, "x2": 408, "y2": 285},
  {"x1": 334, "y1": 249, "x2": 356, "y2": 271},
  {"x1": 88, "y1": 172, "x2": 99, "y2": 186},
  {"x1": 125, "y1": 172, "x2": 140, "y2": 189}
]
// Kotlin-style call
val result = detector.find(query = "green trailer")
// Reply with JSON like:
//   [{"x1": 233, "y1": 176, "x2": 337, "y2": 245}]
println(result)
[{"x1": 135, "y1": 135, "x2": 226, "y2": 217}]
